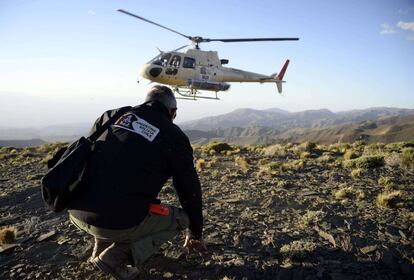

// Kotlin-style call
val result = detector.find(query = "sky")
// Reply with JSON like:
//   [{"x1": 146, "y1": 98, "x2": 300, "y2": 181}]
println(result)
[{"x1": 1, "y1": 0, "x2": 414, "y2": 128}]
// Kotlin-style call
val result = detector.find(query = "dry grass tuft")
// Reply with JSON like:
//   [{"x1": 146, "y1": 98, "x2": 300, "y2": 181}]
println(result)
[
  {"x1": 400, "y1": 148, "x2": 414, "y2": 170},
  {"x1": 234, "y1": 156, "x2": 249, "y2": 172},
  {"x1": 343, "y1": 155, "x2": 384, "y2": 169},
  {"x1": 334, "y1": 187, "x2": 353, "y2": 200},
  {"x1": 343, "y1": 149, "x2": 360, "y2": 160},
  {"x1": 350, "y1": 168, "x2": 363, "y2": 178},
  {"x1": 195, "y1": 159, "x2": 206, "y2": 172},
  {"x1": 203, "y1": 142, "x2": 233, "y2": 155},
  {"x1": 0, "y1": 227, "x2": 17, "y2": 245},
  {"x1": 376, "y1": 191, "x2": 404, "y2": 208}
]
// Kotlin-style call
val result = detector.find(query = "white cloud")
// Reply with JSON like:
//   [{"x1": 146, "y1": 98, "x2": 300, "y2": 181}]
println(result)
[
  {"x1": 380, "y1": 23, "x2": 396, "y2": 35},
  {"x1": 87, "y1": 10, "x2": 96, "y2": 15},
  {"x1": 397, "y1": 21, "x2": 414, "y2": 31}
]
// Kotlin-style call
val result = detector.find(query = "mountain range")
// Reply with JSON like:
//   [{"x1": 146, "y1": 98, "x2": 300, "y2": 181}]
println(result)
[
  {"x1": 1, "y1": 107, "x2": 413, "y2": 147},
  {"x1": 181, "y1": 107, "x2": 414, "y2": 145}
]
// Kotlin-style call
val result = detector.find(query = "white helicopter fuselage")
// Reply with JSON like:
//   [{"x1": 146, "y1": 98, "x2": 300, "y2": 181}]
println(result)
[{"x1": 140, "y1": 48, "x2": 287, "y2": 94}]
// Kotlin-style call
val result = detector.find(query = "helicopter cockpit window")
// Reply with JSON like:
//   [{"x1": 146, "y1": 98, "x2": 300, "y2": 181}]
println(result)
[
  {"x1": 152, "y1": 53, "x2": 171, "y2": 66},
  {"x1": 169, "y1": 55, "x2": 181, "y2": 68},
  {"x1": 183, "y1": 57, "x2": 196, "y2": 69}
]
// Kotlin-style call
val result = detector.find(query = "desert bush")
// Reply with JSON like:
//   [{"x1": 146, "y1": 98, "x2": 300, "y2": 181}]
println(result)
[
  {"x1": 400, "y1": 148, "x2": 414, "y2": 170},
  {"x1": 263, "y1": 144, "x2": 288, "y2": 158},
  {"x1": 280, "y1": 240, "x2": 317, "y2": 259},
  {"x1": 376, "y1": 191, "x2": 404, "y2": 208},
  {"x1": 302, "y1": 210, "x2": 324, "y2": 226},
  {"x1": 203, "y1": 142, "x2": 233, "y2": 154},
  {"x1": 211, "y1": 170, "x2": 221, "y2": 179},
  {"x1": 385, "y1": 141, "x2": 414, "y2": 152},
  {"x1": 300, "y1": 151, "x2": 312, "y2": 159},
  {"x1": 0, "y1": 227, "x2": 17, "y2": 245},
  {"x1": 363, "y1": 143, "x2": 385, "y2": 156},
  {"x1": 328, "y1": 143, "x2": 350, "y2": 155},
  {"x1": 343, "y1": 155, "x2": 384, "y2": 169},
  {"x1": 384, "y1": 152, "x2": 401, "y2": 167},
  {"x1": 343, "y1": 149, "x2": 361, "y2": 160},
  {"x1": 352, "y1": 140, "x2": 366, "y2": 148},
  {"x1": 37, "y1": 142, "x2": 67, "y2": 154},
  {"x1": 335, "y1": 186, "x2": 353, "y2": 200},
  {"x1": 293, "y1": 141, "x2": 317, "y2": 155},
  {"x1": 356, "y1": 190, "x2": 366, "y2": 201},
  {"x1": 317, "y1": 153, "x2": 335, "y2": 163},
  {"x1": 235, "y1": 156, "x2": 249, "y2": 172},
  {"x1": 350, "y1": 168, "x2": 363, "y2": 178},
  {"x1": 378, "y1": 176, "x2": 393, "y2": 188},
  {"x1": 195, "y1": 159, "x2": 206, "y2": 172}
]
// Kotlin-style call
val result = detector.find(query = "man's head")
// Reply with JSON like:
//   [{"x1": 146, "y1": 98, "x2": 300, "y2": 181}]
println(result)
[{"x1": 145, "y1": 85, "x2": 177, "y2": 121}]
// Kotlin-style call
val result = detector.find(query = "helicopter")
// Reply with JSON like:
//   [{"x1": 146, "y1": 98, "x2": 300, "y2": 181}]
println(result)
[{"x1": 118, "y1": 9, "x2": 299, "y2": 100}]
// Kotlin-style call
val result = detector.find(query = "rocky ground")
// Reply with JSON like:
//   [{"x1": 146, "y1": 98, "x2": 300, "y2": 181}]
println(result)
[{"x1": 0, "y1": 141, "x2": 413, "y2": 280}]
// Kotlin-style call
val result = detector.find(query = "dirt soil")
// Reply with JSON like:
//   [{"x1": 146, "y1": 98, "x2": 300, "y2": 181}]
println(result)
[{"x1": 0, "y1": 142, "x2": 413, "y2": 280}]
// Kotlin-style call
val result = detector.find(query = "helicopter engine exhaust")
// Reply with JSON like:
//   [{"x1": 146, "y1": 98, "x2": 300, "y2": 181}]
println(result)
[{"x1": 187, "y1": 79, "x2": 230, "y2": 92}]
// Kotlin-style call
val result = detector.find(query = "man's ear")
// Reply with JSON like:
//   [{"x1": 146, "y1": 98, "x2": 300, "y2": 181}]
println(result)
[{"x1": 170, "y1": 108, "x2": 177, "y2": 121}]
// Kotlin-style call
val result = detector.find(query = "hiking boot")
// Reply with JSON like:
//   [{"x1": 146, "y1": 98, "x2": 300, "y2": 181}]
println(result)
[
  {"x1": 88, "y1": 238, "x2": 112, "y2": 263},
  {"x1": 92, "y1": 243, "x2": 139, "y2": 280}
]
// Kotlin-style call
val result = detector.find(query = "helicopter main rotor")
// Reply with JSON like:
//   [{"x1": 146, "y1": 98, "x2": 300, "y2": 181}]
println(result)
[{"x1": 117, "y1": 9, "x2": 299, "y2": 49}]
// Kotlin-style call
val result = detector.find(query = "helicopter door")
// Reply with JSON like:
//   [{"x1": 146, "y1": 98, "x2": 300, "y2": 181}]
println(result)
[
  {"x1": 165, "y1": 55, "x2": 181, "y2": 76},
  {"x1": 200, "y1": 67, "x2": 210, "y2": 80}
]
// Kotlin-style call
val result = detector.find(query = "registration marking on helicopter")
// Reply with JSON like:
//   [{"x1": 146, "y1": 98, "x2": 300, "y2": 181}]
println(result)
[{"x1": 114, "y1": 113, "x2": 160, "y2": 142}]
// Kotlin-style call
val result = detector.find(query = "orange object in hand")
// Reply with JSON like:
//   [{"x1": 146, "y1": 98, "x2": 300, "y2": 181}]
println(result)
[{"x1": 149, "y1": 203, "x2": 170, "y2": 216}]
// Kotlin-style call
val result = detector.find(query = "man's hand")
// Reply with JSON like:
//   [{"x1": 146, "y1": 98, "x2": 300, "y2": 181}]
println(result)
[{"x1": 183, "y1": 234, "x2": 208, "y2": 255}]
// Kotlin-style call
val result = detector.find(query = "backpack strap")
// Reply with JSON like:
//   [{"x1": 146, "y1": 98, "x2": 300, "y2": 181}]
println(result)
[{"x1": 87, "y1": 106, "x2": 132, "y2": 142}]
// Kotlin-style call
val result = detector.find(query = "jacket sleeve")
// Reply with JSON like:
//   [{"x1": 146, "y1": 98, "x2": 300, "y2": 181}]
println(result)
[{"x1": 170, "y1": 131, "x2": 203, "y2": 239}]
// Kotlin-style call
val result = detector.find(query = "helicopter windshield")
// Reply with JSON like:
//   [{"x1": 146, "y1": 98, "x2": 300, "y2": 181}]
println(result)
[{"x1": 150, "y1": 53, "x2": 172, "y2": 66}]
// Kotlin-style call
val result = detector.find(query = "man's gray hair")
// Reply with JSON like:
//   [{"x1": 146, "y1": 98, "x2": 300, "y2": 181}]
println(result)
[{"x1": 145, "y1": 85, "x2": 177, "y2": 110}]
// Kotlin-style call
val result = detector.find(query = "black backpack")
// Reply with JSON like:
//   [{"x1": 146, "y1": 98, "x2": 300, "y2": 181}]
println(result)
[{"x1": 41, "y1": 107, "x2": 131, "y2": 212}]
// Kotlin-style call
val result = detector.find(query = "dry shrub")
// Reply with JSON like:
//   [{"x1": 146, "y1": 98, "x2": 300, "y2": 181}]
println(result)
[
  {"x1": 302, "y1": 210, "x2": 324, "y2": 226},
  {"x1": 356, "y1": 190, "x2": 366, "y2": 201},
  {"x1": 400, "y1": 148, "x2": 414, "y2": 170},
  {"x1": 343, "y1": 155, "x2": 384, "y2": 169},
  {"x1": 350, "y1": 168, "x2": 363, "y2": 178},
  {"x1": 293, "y1": 141, "x2": 317, "y2": 155},
  {"x1": 235, "y1": 156, "x2": 249, "y2": 172},
  {"x1": 328, "y1": 143, "x2": 350, "y2": 155},
  {"x1": 343, "y1": 149, "x2": 360, "y2": 160},
  {"x1": 300, "y1": 152, "x2": 312, "y2": 159},
  {"x1": 195, "y1": 159, "x2": 206, "y2": 172},
  {"x1": 376, "y1": 191, "x2": 404, "y2": 208},
  {"x1": 335, "y1": 187, "x2": 353, "y2": 200},
  {"x1": 0, "y1": 227, "x2": 17, "y2": 245},
  {"x1": 203, "y1": 142, "x2": 233, "y2": 154},
  {"x1": 280, "y1": 240, "x2": 317, "y2": 259},
  {"x1": 378, "y1": 176, "x2": 393, "y2": 187},
  {"x1": 263, "y1": 144, "x2": 288, "y2": 157},
  {"x1": 384, "y1": 152, "x2": 401, "y2": 167}
]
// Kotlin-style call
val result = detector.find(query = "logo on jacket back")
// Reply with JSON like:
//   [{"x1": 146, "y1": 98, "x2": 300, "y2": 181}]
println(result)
[{"x1": 113, "y1": 113, "x2": 160, "y2": 142}]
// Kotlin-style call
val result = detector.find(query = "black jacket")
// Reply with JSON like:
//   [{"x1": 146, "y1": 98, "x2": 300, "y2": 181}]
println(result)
[{"x1": 68, "y1": 101, "x2": 203, "y2": 238}]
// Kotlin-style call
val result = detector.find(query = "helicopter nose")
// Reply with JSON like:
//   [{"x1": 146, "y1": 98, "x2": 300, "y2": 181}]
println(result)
[
  {"x1": 140, "y1": 64, "x2": 162, "y2": 79},
  {"x1": 139, "y1": 64, "x2": 151, "y2": 79}
]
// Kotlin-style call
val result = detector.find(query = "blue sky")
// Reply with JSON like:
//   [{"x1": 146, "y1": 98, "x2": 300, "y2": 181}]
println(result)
[{"x1": 1, "y1": 0, "x2": 413, "y2": 127}]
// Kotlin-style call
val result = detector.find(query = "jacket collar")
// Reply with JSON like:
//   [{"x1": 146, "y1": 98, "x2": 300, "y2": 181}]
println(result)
[{"x1": 140, "y1": 100, "x2": 171, "y2": 121}]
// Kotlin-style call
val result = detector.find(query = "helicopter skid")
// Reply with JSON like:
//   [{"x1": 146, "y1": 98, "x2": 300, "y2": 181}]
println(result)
[{"x1": 173, "y1": 87, "x2": 220, "y2": 100}]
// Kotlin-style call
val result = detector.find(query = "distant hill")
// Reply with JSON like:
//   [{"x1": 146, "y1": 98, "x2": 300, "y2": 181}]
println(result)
[
  {"x1": 1, "y1": 107, "x2": 414, "y2": 146},
  {"x1": 181, "y1": 107, "x2": 414, "y2": 131},
  {"x1": 0, "y1": 123, "x2": 89, "y2": 142},
  {"x1": 0, "y1": 139, "x2": 47, "y2": 148},
  {"x1": 183, "y1": 109, "x2": 414, "y2": 145}
]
